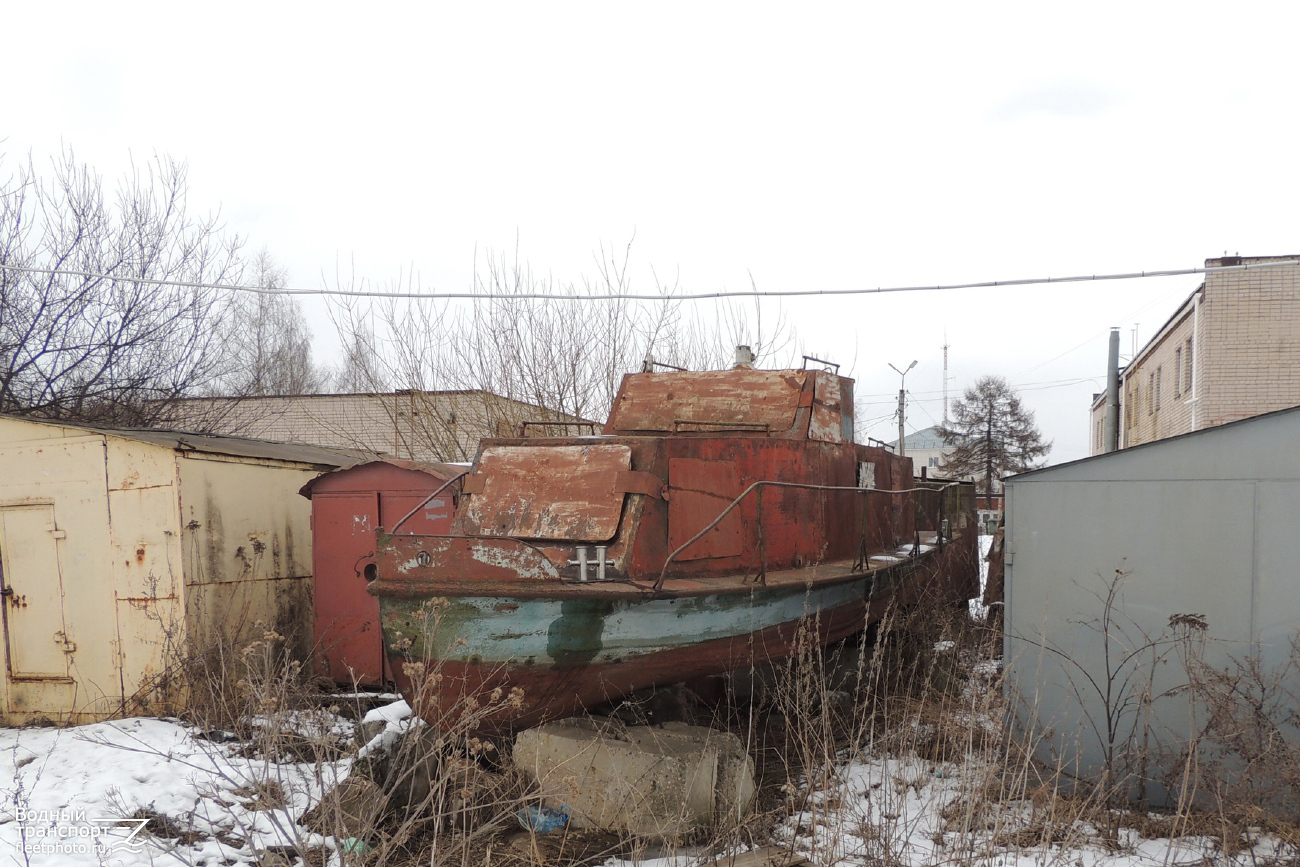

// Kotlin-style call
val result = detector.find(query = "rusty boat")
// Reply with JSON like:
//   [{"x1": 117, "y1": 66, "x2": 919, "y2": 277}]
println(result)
[{"x1": 369, "y1": 364, "x2": 979, "y2": 732}]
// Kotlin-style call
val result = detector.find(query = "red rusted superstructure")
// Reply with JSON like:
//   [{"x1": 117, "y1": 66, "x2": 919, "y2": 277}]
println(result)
[
  {"x1": 370, "y1": 367, "x2": 978, "y2": 730},
  {"x1": 301, "y1": 460, "x2": 462, "y2": 685}
]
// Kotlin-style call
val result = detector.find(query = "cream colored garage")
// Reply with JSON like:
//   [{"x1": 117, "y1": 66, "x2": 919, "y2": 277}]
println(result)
[{"x1": 0, "y1": 416, "x2": 353, "y2": 725}]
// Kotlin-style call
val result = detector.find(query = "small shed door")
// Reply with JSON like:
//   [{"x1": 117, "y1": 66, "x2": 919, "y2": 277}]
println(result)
[
  {"x1": 0, "y1": 505, "x2": 71, "y2": 679},
  {"x1": 312, "y1": 492, "x2": 383, "y2": 685}
]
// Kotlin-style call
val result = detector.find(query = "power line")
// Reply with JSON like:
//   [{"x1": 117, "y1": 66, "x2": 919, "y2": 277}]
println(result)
[
  {"x1": 858, "y1": 375, "x2": 1101, "y2": 401},
  {"x1": 0, "y1": 258, "x2": 1296, "y2": 302},
  {"x1": 1008, "y1": 277, "x2": 1198, "y2": 382}
]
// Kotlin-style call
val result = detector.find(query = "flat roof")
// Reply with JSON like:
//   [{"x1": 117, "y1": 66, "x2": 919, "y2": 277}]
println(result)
[
  {"x1": 0, "y1": 414, "x2": 365, "y2": 468},
  {"x1": 1006, "y1": 401, "x2": 1300, "y2": 482}
]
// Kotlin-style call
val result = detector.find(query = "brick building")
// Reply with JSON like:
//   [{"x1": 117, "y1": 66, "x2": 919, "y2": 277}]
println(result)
[
  {"x1": 1090, "y1": 255, "x2": 1300, "y2": 454},
  {"x1": 160, "y1": 390, "x2": 596, "y2": 463}
]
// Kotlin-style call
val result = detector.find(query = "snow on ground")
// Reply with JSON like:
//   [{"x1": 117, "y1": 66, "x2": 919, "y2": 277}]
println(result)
[
  {"x1": 12, "y1": 709, "x2": 1280, "y2": 867},
  {"x1": 614, "y1": 752, "x2": 1294, "y2": 867},
  {"x1": 0, "y1": 716, "x2": 352, "y2": 867},
  {"x1": 776, "y1": 753, "x2": 1264, "y2": 867}
]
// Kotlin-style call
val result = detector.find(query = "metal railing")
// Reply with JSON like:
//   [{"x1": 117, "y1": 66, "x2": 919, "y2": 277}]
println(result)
[
  {"x1": 518, "y1": 421, "x2": 599, "y2": 436},
  {"x1": 654, "y1": 479, "x2": 960, "y2": 590},
  {"x1": 388, "y1": 471, "x2": 470, "y2": 534}
]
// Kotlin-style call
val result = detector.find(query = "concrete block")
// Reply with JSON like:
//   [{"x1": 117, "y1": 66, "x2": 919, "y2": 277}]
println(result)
[
  {"x1": 513, "y1": 718, "x2": 756, "y2": 839},
  {"x1": 622, "y1": 722, "x2": 757, "y2": 823}
]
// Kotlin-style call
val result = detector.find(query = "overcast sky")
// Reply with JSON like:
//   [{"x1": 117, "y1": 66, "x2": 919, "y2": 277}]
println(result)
[{"x1": 5, "y1": 2, "x2": 1299, "y2": 462}]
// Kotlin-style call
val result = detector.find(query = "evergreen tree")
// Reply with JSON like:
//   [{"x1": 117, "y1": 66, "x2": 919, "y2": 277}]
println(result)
[{"x1": 938, "y1": 375, "x2": 1050, "y2": 494}]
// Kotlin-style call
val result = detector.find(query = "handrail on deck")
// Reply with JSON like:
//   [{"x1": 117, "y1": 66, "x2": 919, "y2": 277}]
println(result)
[
  {"x1": 654, "y1": 479, "x2": 960, "y2": 590},
  {"x1": 388, "y1": 471, "x2": 470, "y2": 534},
  {"x1": 519, "y1": 420, "x2": 600, "y2": 435}
]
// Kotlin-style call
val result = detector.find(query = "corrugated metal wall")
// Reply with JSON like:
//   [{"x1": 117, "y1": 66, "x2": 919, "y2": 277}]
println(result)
[
  {"x1": 0, "y1": 418, "x2": 324, "y2": 724},
  {"x1": 1004, "y1": 406, "x2": 1300, "y2": 803}
]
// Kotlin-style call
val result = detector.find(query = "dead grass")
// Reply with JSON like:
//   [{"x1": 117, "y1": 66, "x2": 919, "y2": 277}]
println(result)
[{"x1": 93, "y1": 575, "x2": 1300, "y2": 867}]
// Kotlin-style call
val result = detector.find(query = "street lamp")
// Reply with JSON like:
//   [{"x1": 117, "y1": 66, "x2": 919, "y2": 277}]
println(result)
[{"x1": 888, "y1": 360, "x2": 917, "y2": 455}]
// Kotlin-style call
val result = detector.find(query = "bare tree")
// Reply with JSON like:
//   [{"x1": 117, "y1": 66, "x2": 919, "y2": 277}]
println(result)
[
  {"x1": 0, "y1": 149, "x2": 246, "y2": 426},
  {"x1": 324, "y1": 243, "x2": 799, "y2": 461},
  {"x1": 938, "y1": 375, "x2": 1050, "y2": 494},
  {"x1": 330, "y1": 316, "x2": 392, "y2": 395},
  {"x1": 217, "y1": 251, "x2": 324, "y2": 396}
]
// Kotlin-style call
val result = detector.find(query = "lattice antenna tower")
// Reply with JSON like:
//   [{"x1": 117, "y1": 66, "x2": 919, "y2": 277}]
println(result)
[{"x1": 942, "y1": 336, "x2": 950, "y2": 424}]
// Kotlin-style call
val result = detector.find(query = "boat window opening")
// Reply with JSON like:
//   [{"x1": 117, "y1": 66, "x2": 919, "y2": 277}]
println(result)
[{"x1": 858, "y1": 462, "x2": 877, "y2": 489}]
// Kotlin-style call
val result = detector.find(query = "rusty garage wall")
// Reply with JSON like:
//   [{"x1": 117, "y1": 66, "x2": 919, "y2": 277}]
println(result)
[
  {"x1": 103, "y1": 433, "x2": 186, "y2": 720},
  {"x1": 179, "y1": 452, "x2": 320, "y2": 665},
  {"x1": 0, "y1": 416, "x2": 348, "y2": 725},
  {"x1": 0, "y1": 420, "x2": 184, "y2": 724},
  {"x1": 0, "y1": 424, "x2": 115, "y2": 723}
]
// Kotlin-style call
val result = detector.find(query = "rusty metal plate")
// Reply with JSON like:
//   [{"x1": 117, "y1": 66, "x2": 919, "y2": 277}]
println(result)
[
  {"x1": 810, "y1": 373, "x2": 852, "y2": 443},
  {"x1": 614, "y1": 470, "x2": 665, "y2": 499},
  {"x1": 376, "y1": 536, "x2": 561, "y2": 587},
  {"x1": 668, "y1": 458, "x2": 744, "y2": 560},
  {"x1": 606, "y1": 370, "x2": 808, "y2": 434},
  {"x1": 460, "y1": 444, "x2": 631, "y2": 541}
]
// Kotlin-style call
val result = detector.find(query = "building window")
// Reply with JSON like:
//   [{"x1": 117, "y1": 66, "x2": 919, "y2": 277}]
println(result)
[
  {"x1": 1155, "y1": 366, "x2": 1162, "y2": 411},
  {"x1": 1185, "y1": 336, "x2": 1194, "y2": 395},
  {"x1": 927, "y1": 456, "x2": 940, "y2": 468},
  {"x1": 1174, "y1": 348, "x2": 1182, "y2": 397},
  {"x1": 1147, "y1": 372, "x2": 1154, "y2": 415}
]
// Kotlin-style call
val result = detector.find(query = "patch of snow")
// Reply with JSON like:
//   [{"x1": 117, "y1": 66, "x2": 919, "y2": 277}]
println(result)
[
  {"x1": 358, "y1": 699, "x2": 422, "y2": 759},
  {"x1": 0, "y1": 716, "x2": 351, "y2": 866},
  {"x1": 969, "y1": 533, "x2": 993, "y2": 620},
  {"x1": 360, "y1": 698, "x2": 411, "y2": 727}
]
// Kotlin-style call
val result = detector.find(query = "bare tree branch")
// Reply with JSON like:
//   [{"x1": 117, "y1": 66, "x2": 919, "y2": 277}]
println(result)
[{"x1": 0, "y1": 148, "x2": 249, "y2": 426}]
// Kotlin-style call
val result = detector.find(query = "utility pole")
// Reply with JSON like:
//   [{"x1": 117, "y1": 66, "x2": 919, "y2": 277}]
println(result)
[{"x1": 888, "y1": 360, "x2": 917, "y2": 455}]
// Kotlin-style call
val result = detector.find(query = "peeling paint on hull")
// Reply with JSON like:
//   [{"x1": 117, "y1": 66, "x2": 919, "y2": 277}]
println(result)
[{"x1": 379, "y1": 538, "x2": 975, "y2": 732}]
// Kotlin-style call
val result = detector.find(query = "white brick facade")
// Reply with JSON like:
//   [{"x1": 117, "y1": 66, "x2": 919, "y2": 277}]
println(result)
[{"x1": 1090, "y1": 256, "x2": 1300, "y2": 453}]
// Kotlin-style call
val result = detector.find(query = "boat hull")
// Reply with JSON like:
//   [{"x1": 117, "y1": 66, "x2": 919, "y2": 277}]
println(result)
[{"x1": 378, "y1": 539, "x2": 974, "y2": 732}]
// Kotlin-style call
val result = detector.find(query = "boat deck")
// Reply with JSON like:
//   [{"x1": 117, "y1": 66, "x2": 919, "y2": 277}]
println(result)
[{"x1": 372, "y1": 533, "x2": 946, "y2": 601}]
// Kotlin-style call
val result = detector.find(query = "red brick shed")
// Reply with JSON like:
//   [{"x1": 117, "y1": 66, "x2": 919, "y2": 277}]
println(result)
[{"x1": 301, "y1": 460, "x2": 463, "y2": 686}]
